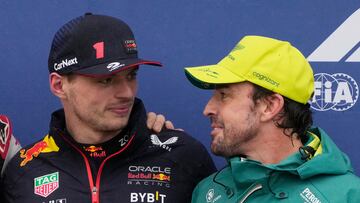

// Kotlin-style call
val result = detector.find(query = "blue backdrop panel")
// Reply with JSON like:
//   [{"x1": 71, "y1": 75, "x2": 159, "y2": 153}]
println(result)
[{"x1": 0, "y1": 0, "x2": 359, "y2": 174}]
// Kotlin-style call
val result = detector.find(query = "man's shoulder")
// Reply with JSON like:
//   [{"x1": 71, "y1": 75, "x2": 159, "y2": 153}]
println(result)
[
  {"x1": 5, "y1": 134, "x2": 60, "y2": 172},
  {"x1": 312, "y1": 170, "x2": 360, "y2": 190},
  {"x1": 154, "y1": 129, "x2": 209, "y2": 154},
  {"x1": 0, "y1": 115, "x2": 21, "y2": 174},
  {"x1": 158, "y1": 129, "x2": 205, "y2": 146},
  {"x1": 191, "y1": 167, "x2": 232, "y2": 203},
  {"x1": 150, "y1": 129, "x2": 217, "y2": 172},
  {"x1": 300, "y1": 171, "x2": 360, "y2": 202}
]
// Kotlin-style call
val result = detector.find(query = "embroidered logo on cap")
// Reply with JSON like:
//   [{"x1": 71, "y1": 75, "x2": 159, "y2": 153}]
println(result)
[
  {"x1": 53, "y1": 57, "x2": 78, "y2": 71},
  {"x1": 107, "y1": 62, "x2": 125, "y2": 72},
  {"x1": 124, "y1": 40, "x2": 137, "y2": 54}
]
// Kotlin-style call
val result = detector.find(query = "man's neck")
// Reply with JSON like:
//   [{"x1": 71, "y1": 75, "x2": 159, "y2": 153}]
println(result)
[
  {"x1": 64, "y1": 116, "x2": 121, "y2": 145},
  {"x1": 244, "y1": 128, "x2": 304, "y2": 165},
  {"x1": 67, "y1": 126, "x2": 120, "y2": 145}
]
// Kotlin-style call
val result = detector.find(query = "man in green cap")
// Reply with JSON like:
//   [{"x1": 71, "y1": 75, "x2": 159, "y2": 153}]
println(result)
[{"x1": 185, "y1": 35, "x2": 360, "y2": 202}]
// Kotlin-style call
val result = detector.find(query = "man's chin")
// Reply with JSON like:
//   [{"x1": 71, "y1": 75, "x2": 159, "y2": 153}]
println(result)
[
  {"x1": 211, "y1": 145, "x2": 222, "y2": 156},
  {"x1": 211, "y1": 144, "x2": 232, "y2": 157},
  {"x1": 101, "y1": 120, "x2": 128, "y2": 132}
]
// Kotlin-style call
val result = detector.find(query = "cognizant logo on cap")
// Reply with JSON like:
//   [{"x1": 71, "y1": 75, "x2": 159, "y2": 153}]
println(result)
[
  {"x1": 252, "y1": 71, "x2": 280, "y2": 87},
  {"x1": 307, "y1": 8, "x2": 360, "y2": 111},
  {"x1": 53, "y1": 57, "x2": 78, "y2": 71}
]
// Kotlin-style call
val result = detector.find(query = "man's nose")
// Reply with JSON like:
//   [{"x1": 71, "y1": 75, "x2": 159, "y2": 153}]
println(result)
[
  {"x1": 114, "y1": 80, "x2": 137, "y2": 98},
  {"x1": 203, "y1": 96, "x2": 217, "y2": 117}
]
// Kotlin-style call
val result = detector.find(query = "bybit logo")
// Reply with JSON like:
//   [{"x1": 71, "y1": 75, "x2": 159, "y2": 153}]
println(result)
[{"x1": 130, "y1": 191, "x2": 166, "y2": 203}]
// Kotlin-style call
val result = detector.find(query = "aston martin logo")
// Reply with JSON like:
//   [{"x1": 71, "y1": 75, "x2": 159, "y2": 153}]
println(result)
[{"x1": 150, "y1": 134, "x2": 178, "y2": 152}]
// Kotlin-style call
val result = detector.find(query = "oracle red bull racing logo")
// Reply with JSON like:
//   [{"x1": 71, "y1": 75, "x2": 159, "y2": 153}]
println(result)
[
  {"x1": 19, "y1": 135, "x2": 59, "y2": 167},
  {"x1": 127, "y1": 165, "x2": 172, "y2": 188}
]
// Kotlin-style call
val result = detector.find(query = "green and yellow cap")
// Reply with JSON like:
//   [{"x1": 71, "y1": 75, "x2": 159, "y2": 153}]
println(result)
[{"x1": 184, "y1": 35, "x2": 314, "y2": 104}]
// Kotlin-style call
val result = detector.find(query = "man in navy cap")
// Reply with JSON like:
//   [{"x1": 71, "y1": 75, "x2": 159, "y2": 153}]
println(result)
[{"x1": 2, "y1": 13, "x2": 215, "y2": 203}]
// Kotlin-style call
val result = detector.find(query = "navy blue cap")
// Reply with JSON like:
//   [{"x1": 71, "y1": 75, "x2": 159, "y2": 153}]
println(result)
[{"x1": 48, "y1": 13, "x2": 162, "y2": 77}]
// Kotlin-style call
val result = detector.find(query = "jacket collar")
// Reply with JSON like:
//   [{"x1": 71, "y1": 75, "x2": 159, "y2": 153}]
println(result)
[
  {"x1": 225, "y1": 127, "x2": 353, "y2": 188},
  {"x1": 48, "y1": 98, "x2": 150, "y2": 155}
]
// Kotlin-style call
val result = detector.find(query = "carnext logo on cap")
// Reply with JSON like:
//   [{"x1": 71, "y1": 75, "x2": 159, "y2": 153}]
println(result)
[{"x1": 53, "y1": 57, "x2": 78, "y2": 71}]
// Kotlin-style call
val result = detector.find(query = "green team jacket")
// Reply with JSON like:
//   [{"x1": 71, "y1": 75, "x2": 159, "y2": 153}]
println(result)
[{"x1": 192, "y1": 127, "x2": 360, "y2": 203}]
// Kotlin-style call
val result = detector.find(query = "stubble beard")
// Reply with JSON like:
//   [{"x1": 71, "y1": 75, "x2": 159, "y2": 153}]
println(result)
[{"x1": 211, "y1": 113, "x2": 259, "y2": 158}]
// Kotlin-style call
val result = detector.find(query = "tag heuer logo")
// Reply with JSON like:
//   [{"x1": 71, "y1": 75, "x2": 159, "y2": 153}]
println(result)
[{"x1": 34, "y1": 172, "x2": 59, "y2": 198}]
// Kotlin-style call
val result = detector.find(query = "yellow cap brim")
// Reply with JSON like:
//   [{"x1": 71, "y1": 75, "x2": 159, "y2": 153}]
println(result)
[{"x1": 184, "y1": 64, "x2": 246, "y2": 89}]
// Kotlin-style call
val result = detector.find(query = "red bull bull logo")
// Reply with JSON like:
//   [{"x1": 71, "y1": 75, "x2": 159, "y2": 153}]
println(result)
[
  {"x1": 84, "y1": 145, "x2": 106, "y2": 158},
  {"x1": 152, "y1": 173, "x2": 171, "y2": 181},
  {"x1": 84, "y1": 145, "x2": 103, "y2": 153},
  {"x1": 19, "y1": 135, "x2": 59, "y2": 167}
]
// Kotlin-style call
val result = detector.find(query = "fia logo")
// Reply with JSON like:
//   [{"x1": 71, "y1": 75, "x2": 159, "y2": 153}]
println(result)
[
  {"x1": 310, "y1": 73, "x2": 358, "y2": 111},
  {"x1": 150, "y1": 134, "x2": 178, "y2": 152}
]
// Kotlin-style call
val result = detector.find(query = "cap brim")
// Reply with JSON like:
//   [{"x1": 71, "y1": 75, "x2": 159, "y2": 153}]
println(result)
[
  {"x1": 184, "y1": 64, "x2": 245, "y2": 89},
  {"x1": 74, "y1": 58, "x2": 162, "y2": 77}
]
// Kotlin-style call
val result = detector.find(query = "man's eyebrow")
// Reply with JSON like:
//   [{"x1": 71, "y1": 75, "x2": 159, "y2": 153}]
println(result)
[
  {"x1": 214, "y1": 84, "x2": 229, "y2": 90},
  {"x1": 129, "y1": 67, "x2": 139, "y2": 73}
]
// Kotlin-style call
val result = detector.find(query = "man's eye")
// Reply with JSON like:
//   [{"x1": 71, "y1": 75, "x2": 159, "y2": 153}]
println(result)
[
  {"x1": 128, "y1": 72, "x2": 138, "y2": 80},
  {"x1": 99, "y1": 78, "x2": 113, "y2": 84},
  {"x1": 220, "y1": 92, "x2": 227, "y2": 99}
]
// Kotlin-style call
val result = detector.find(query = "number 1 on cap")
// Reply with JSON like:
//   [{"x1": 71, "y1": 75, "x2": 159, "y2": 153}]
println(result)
[{"x1": 93, "y1": 42, "x2": 104, "y2": 59}]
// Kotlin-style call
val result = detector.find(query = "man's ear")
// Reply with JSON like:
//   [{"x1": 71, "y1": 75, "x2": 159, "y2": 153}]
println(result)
[
  {"x1": 259, "y1": 93, "x2": 284, "y2": 122},
  {"x1": 49, "y1": 73, "x2": 67, "y2": 99}
]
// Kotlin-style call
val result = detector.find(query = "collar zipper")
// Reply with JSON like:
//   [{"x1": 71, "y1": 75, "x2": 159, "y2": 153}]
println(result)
[
  {"x1": 238, "y1": 184, "x2": 263, "y2": 203},
  {"x1": 61, "y1": 132, "x2": 136, "y2": 203},
  {"x1": 92, "y1": 186, "x2": 98, "y2": 203}
]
